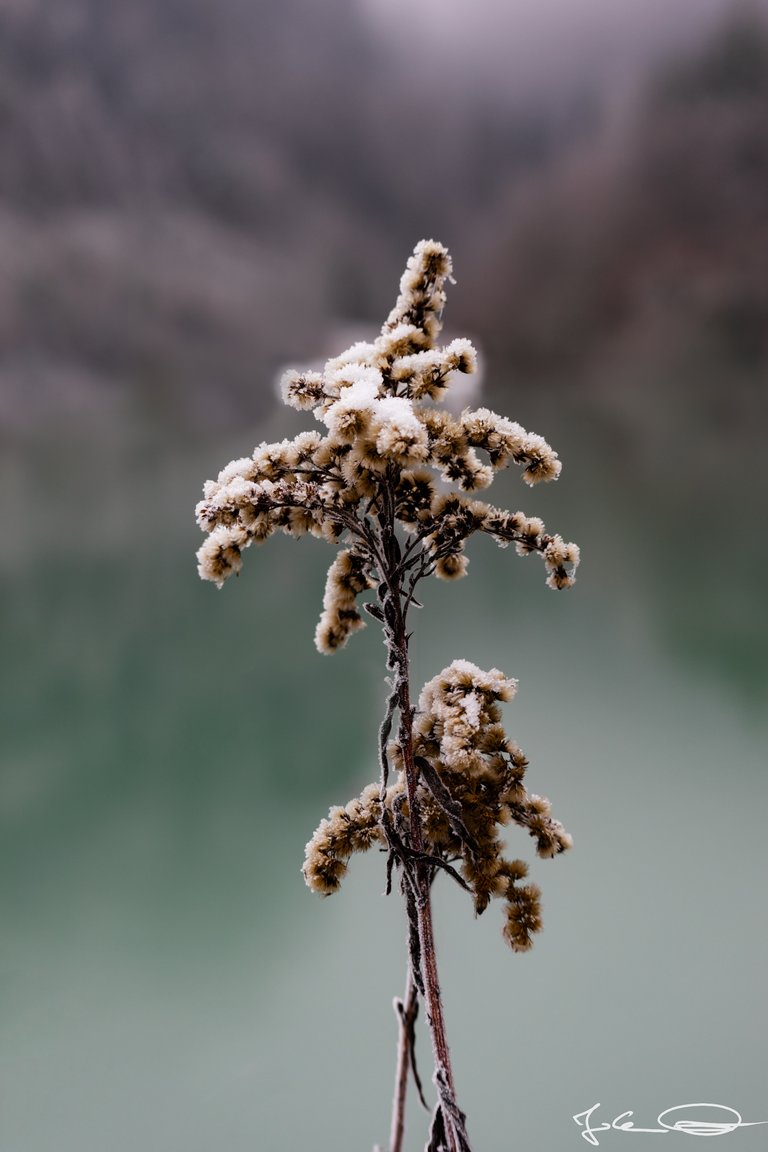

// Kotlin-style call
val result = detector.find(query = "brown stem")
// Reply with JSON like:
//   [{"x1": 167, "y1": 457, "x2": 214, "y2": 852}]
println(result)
[
  {"x1": 389, "y1": 966, "x2": 420, "y2": 1152},
  {"x1": 377, "y1": 476, "x2": 468, "y2": 1152},
  {"x1": 393, "y1": 609, "x2": 464, "y2": 1152}
]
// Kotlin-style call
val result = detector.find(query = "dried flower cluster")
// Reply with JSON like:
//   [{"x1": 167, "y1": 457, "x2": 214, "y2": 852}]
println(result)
[
  {"x1": 304, "y1": 659, "x2": 572, "y2": 951},
  {"x1": 196, "y1": 240, "x2": 579, "y2": 651},
  {"x1": 196, "y1": 240, "x2": 579, "y2": 1152}
]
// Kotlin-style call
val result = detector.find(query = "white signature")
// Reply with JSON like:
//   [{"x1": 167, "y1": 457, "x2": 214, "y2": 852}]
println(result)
[{"x1": 574, "y1": 1103, "x2": 768, "y2": 1146}]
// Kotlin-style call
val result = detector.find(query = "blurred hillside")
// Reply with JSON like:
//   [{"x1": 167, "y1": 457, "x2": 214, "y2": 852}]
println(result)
[
  {"x1": 1, "y1": 0, "x2": 592, "y2": 437},
  {"x1": 463, "y1": 10, "x2": 768, "y2": 693},
  {"x1": 0, "y1": 0, "x2": 377, "y2": 433},
  {"x1": 0, "y1": 1, "x2": 764, "y2": 424},
  {"x1": 469, "y1": 8, "x2": 768, "y2": 410}
]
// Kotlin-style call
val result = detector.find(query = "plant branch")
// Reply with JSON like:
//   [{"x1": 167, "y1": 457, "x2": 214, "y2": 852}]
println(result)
[
  {"x1": 390, "y1": 964, "x2": 428, "y2": 1152},
  {"x1": 376, "y1": 500, "x2": 468, "y2": 1152}
]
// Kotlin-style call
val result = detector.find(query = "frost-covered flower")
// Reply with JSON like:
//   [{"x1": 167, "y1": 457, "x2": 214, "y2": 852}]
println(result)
[
  {"x1": 196, "y1": 241, "x2": 578, "y2": 937},
  {"x1": 196, "y1": 524, "x2": 248, "y2": 587},
  {"x1": 373, "y1": 396, "x2": 430, "y2": 463},
  {"x1": 322, "y1": 376, "x2": 380, "y2": 441},
  {"x1": 304, "y1": 657, "x2": 571, "y2": 945},
  {"x1": 196, "y1": 239, "x2": 579, "y2": 638},
  {"x1": 196, "y1": 240, "x2": 579, "y2": 1148}
]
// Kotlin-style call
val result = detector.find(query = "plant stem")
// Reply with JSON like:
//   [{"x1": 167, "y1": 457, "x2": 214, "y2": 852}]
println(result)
[
  {"x1": 389, "y1": 965, "x2": 419, "y2": 1152},
  {"x1": 377, "y1": 479, "x2": 467, "y2": 1152},
  {"x1": 393, "y1": 605, "x2": 464, "y2": 1152}
]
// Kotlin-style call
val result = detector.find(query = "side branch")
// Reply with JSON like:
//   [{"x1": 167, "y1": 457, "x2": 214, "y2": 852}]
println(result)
[{"x1": 390, "y1": 965, "x2": 428, "y2": 1152}]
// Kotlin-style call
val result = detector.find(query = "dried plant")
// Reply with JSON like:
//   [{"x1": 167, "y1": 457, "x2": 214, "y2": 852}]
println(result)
[{"x1": 195, "y1": 241, "x2": 579, "y2": 1152}]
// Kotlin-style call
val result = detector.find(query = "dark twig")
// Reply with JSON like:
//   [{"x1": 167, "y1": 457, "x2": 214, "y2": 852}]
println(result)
[{"x1": 390, "y1": 965, "x2": 429, "y2": 1152}]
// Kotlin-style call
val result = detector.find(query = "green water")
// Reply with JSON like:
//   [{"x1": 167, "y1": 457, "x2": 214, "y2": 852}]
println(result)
[{"x1": 2, "y1": 412, "x2": 765, "y2": 1152}]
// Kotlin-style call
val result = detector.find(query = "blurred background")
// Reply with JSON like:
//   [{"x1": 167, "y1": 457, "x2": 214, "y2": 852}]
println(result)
[{"x1": 1, "y1": 0, "x2": 767, "y2": 1148}]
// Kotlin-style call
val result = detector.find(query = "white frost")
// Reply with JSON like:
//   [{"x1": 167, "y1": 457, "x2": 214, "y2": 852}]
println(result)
[{"x1": 374, "y1": 396, "x2": 422, "y2": 435}]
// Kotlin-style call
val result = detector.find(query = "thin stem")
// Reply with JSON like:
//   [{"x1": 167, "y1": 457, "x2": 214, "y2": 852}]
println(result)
[
  {"x1": 394, "y1": 619, "x2": 462, "y2": 1152},
  {"x1": 389, "y1": 966, "x2": 422, "y2": 1152}
]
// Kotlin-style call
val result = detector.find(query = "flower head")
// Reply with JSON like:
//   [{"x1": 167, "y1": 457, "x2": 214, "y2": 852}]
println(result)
[
  {"x1": 196, "y1": 239, "x2": 579, "y2": 650},
  {"x1": 304, "y1": 659, "x2": 572, "y2": 948}
]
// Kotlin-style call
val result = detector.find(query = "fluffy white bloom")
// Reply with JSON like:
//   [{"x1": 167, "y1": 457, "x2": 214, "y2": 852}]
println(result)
[
  {"x1": 324, "y1": 342, "x2": 379, "y2": 375},
  {"x1": 326, "y1": 363, "x2": 383, "y2": 394},
  {"x1": 444, "y1": 338, "x2": 477, "y2": 373},
  {"x1": 322, "y1": 377, "x2": 380, "y2": 440},
  {"x1": 215, "y1": 456, "x2": 256, "y2": 489},
  {"x1": 375, "y1": 324, "x2": 425, "y2": 359},
  {"x1": 373, "y1": 396, "x2": 429, "y2": 461},
  {"x1": 279, "y1": 369, "x2": 327, "y2": 411},
  {"x1": 519, "y1": 432, "x2": 562, "y2": 484},
  {"x1": 375, "y1": 396, "x2": 423, "y2": 435},
  {"x1": 435, "y1": 659, "x2": 518, "y2": 702},
  {"x1": 196, "y1": 524, "x2": 248, "y2": 587},
  {"x1": 382, "y1": 239, "x2": 452, "y2": 343},
  {"x1": 543, "y1": 536, "x2": 581, "y2": 589}
]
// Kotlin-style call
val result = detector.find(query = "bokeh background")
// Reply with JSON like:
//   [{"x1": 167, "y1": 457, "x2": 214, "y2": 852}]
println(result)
[{"x1": 2, "y1": 1, "x2": 767, "y2": 1149}]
